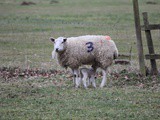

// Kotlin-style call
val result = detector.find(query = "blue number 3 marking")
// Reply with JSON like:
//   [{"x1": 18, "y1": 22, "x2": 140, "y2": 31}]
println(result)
[{"x1": 86, "y1": 42, "x2": 94, "y2": 52}]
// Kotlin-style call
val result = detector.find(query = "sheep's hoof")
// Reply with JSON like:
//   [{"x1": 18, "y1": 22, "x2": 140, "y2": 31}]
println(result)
[
  {"x1": 75, "y1": 85, "x2": 80, "y2": 89},
  {"x1": 83, "y1": 86, "x2": 88, "y2": 89},
  {"x1": 99, "y1": 85, "x2": 104, "y2": 88},
  {"x1": 92, "y1": 84, "x2": 96, "y2": 88}
]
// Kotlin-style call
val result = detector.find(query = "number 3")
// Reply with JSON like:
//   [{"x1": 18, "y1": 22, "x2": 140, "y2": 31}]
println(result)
[{"x1": 86, "y1": 42, "x2": 94, "y2": 52}]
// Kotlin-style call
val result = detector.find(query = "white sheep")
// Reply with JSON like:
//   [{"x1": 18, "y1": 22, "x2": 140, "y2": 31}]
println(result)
[
  {"x1": 50, "y1": 35, "x2": 118, "y2": 88},
  {"x1": 78, "y1": 67, "x2": 97, "y2": 88}
]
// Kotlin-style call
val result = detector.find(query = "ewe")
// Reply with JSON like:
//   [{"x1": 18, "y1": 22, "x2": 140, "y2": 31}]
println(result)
[{"x1": 50, "y1": 35, "x2": 118, "y2": 88}]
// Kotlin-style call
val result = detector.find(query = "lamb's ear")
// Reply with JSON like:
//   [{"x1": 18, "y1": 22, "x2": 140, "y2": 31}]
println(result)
[
  {"x1": 63, "y1": 38, "x2": 67, "y2": 43},
  {"x1": 50, "y1": 37, "x2": 55, "y2": 43}
]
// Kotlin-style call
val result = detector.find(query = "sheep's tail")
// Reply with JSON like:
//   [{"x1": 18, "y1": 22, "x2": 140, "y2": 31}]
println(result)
[{"x1": 113, "y1": 47, "x2": 118, "y2": 59}]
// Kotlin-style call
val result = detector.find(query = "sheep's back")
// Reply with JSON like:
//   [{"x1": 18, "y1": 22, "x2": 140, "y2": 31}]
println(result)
[
  {"x1": 58, "y1": 35, "x2": 118, "y2": 68},
  {"x1": 67, "y1": 35, "x2": 117, "y2": 57}
]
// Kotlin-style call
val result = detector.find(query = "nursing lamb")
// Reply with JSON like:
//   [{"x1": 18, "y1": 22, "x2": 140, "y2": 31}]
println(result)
[{"x1": 78, "y1": 67, "x2": 97, "y2": 88}]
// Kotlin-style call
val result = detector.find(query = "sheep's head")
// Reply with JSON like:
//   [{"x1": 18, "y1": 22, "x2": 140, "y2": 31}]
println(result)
[{"x1": 50, "y1": 37, "x2": 67, "y2": 59}]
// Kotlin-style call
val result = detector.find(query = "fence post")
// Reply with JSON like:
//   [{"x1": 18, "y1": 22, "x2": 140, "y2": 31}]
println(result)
[
  {"x1": 142, "y1": 12, "x2": 158, "y2": 75},
  {"x1": 132, "y1": 0, "x2": 146, "y2": 75}
]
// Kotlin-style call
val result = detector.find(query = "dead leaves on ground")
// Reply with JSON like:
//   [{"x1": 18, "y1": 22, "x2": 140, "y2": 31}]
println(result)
[
  {"x1": 111, "y1": 69, "x2": 160, "y2": 89},
  {"x1": 0, "y1": 67, "x2": 159, "y2": 89},
  {"x1": 0, "y1": 67, "x2": 65, "y2": 81}
]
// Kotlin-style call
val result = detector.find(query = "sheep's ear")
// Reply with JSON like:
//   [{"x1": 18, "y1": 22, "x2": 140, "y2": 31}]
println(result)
[
  {"x1": 50, "y1": 37, "x2": 55, "y2": 43},
  {"x1": 63, "y1": 38, "x2": 67, "y2": 43}
]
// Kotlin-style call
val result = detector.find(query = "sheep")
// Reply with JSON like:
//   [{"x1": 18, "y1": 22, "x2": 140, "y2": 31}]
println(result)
[
  {"x1": 50, "y1": 35, "x2": 118, "y2": 88},
  {"x1": 78, "y1": 67, "x2": 97, "y2": 88}
]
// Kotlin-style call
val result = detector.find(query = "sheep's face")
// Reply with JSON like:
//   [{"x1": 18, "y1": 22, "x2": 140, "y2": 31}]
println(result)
[{"x1": 50, "y1": 37, "x2": 67, "y2": 58}]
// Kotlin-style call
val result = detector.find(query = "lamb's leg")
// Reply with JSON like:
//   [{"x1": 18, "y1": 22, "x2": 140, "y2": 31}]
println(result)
[
  {"x1": 100, "y1": 68, "x2": 108, "y2": 88},
  {"x1": 90, "y1": 77, "x2": 96, "y2": 88},
  {"x1": 82, "y1": 73, "x2": 88, "y2": 89},
  {"x1": 90, "y1": 65, "x2": 97, "y2": 88},
  {"x1": 87, "y1": 77, "x2": 91, "y2": 87},
  {"x1": 74, "y1": 69, "x2": 80, "y2": 88}
]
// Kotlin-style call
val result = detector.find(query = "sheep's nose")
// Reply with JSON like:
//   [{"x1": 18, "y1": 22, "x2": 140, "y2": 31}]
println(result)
[{"x1": 56, "y1": 48, "x2": 59, "y2": 52}]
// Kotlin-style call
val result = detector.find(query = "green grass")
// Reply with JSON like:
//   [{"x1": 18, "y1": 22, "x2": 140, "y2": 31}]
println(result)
[
  {"x1": 0, "y1": 0, "x2": 160, "y2": 119},
  {"x1": 0, "y1": 0, "x2": 160, "y2": 68},
  {"x1": 0, "y1": 73, "x2": 160, "y2": 119}
]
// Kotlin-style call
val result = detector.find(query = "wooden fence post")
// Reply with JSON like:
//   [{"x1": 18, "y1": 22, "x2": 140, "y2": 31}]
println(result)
[
  {"x1": 142, "y1": 12, "x2": 158, "y2": 75},
  {"x1": 132, "y1": 0, "x2": 146, "y2": 75}
]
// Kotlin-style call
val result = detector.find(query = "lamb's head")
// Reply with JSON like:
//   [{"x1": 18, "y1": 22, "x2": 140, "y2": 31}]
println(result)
[{"x1": 50, "y1": 37, "x2": 67, "y2": 59}]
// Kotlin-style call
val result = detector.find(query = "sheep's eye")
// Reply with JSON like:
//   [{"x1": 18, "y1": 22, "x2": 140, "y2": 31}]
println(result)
[{"x1": 62, "y1": 40, "x2": 66, "y2": 44}]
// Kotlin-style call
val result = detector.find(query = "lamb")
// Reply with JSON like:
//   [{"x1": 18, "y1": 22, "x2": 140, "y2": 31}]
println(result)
[
  {"x1": 50, "y1": 35, "x2": 118, "y2": 88},
  {"x1": 78, "y1": 67, "x2": 97, "y2": 88}
]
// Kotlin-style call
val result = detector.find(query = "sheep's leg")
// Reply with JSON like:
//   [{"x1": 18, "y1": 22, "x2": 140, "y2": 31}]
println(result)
[
  {"x1": 71, "y1": 69, "x2": 76, "y2": 87},
  {"x1": 89, "y1": 65, "x2": 97, "y2": 88},
  {"x1": 82, "y1": 74, "x2": 88, "y2": 89},
  {"x1": 108, "y1": 69, "x2": 112, "y2": 87},
  {"x1": 100, "y1": 69, "x2": 108, "y2": 88},
  {"x1": 74, "y1": 69, "x2": 80, "y2": 88},
  {"x1": 90, "y1": 77, "x2": 96, "y2": 88},
  {"x1": 87, "y1": 78, "x2": 91, "y2": 87}
]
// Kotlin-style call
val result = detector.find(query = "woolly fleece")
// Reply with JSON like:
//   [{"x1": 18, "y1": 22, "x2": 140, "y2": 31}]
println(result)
[{"x1": 55, "y1": 35, "x2": 118, "y2": 70}]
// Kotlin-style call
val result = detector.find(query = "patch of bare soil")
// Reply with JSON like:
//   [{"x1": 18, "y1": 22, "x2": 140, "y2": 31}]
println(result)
[
  {"x1": 146, "y1": 1, "x2": 158, "y2": 5},
  {"x1": 21, "y1": 1, "x2": 36, "y2": 6}
]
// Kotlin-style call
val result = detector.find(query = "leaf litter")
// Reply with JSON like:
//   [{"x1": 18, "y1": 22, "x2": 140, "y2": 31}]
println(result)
[{"x1": 0, "y1": 67, "x2": 160, "y2": 90}]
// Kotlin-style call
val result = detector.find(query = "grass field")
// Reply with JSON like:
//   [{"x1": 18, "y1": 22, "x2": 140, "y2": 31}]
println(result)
[
  {"x1": 0, "y1": 0, "x2": 160, "y2": 119},
  {"x1": 0, "y1": 0, "x2": 160, "y2": 68},
  {"x1": 0, "y1": 68, "x2": 160, "y2": 119}
]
